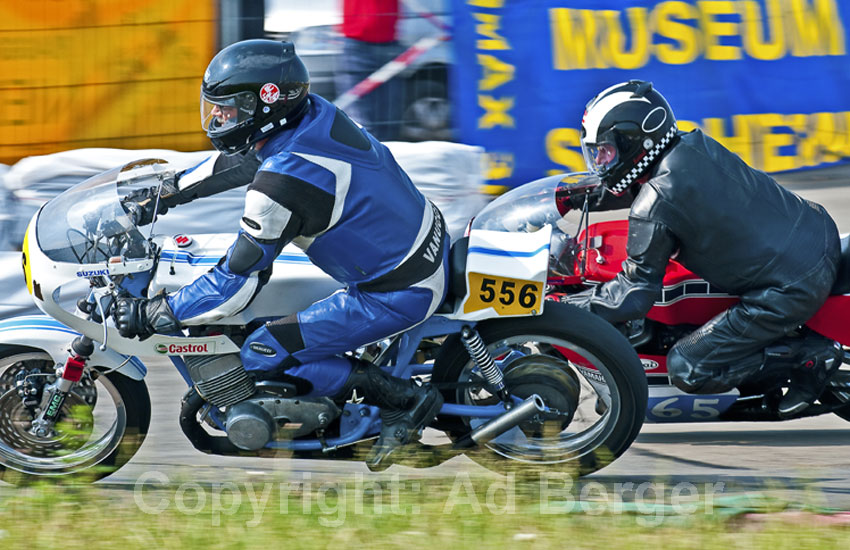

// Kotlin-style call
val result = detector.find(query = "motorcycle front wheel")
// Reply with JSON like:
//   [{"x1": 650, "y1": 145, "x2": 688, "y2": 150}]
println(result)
[
  {"x1": 0, "y1": 349, "x2": 150, "y2": 484},
  {"x1": 432, "y1": 302, "x2": 647, "y2": 476}
]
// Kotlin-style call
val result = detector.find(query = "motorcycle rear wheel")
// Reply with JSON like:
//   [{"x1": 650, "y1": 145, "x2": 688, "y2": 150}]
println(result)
[
  {"x1": 432, "y1": 302, "x2": 647, "y2": 476},
  {"x1": 0, "y1": 349, "x2": 150, "y2": 484}
]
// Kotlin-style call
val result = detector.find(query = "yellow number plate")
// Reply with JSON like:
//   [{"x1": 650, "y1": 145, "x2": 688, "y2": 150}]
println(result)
[{"x1": 463, "y1": 272, "x2": 544, "y2": 316}]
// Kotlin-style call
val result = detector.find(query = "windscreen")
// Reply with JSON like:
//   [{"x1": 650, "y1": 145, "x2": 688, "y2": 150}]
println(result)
[
  {"x1": 471, "y1": 173, "x2": 600, "y2": 277},
  {"x1": 35, "y1": 161, "x2": 168, "y2": 264}
]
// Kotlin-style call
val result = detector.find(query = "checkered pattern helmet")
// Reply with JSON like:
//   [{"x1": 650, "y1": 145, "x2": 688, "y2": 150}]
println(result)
[{"x1": 581, "y1": 80, "x2": 677, "y2": 195}]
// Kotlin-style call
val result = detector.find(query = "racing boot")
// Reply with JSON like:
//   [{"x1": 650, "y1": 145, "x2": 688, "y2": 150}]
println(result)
[
  {"x1": 778, "y1": 338, "x2": 842, "y2": 417},
  {"x1": 333, "y1": 360, "x2": 443, "y2": 471}
]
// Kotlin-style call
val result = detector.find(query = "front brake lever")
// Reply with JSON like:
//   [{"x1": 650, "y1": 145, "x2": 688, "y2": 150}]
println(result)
[{"x1": 95, "y1": 291, "x2": 116, "y2": 352}]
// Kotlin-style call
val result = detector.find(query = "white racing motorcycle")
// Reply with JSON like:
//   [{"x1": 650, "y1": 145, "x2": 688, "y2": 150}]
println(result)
[{"x1": 0, "y1": 159, "x2": 647, "y2": 482}]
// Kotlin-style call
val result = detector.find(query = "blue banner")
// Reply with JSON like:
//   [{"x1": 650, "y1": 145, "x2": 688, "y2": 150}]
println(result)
[{"x1": 449, "y1": 0, "x2": 850, "y2": 191}]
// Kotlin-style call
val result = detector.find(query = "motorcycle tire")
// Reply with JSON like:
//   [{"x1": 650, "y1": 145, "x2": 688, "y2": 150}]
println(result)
[
  {"x1": 0, "y1": 349, "x2": 150, "y2": 484},
  {"x1": 432, "y1": 301, "x2": 647, "y2": 476}
]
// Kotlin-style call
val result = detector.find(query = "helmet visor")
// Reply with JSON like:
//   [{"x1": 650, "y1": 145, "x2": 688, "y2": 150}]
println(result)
[
  {"x1": 581, "y1": 141, "x2": 619, "y2": 175},
  {"x1": 201, "y1": 91, "x2": 257, "y2": 135}
]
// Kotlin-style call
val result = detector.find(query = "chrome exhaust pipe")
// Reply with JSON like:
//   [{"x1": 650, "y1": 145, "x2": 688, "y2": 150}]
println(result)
[{"x1": 453, "y1": 394, "x2": 546, "y2": 449}]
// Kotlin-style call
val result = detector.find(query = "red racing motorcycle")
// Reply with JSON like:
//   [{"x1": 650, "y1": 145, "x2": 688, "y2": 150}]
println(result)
[{"x1": 471, "y1": 172, "x2": 850, "y2": 425}]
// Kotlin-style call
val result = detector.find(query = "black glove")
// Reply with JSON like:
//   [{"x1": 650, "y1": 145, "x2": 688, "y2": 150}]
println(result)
[
  {"x1": 121, "y1": 186, "x2": 168, "y2": 226},
  {"x1": 556, "y1": 180, "x2": 636, "y2": 215},
  {"x1": 114, "y1": 294, "x2": 181, "y2": 340},
  {"x1": 562, "y1": 287, "x2": 595, "y2": 310},
  {"x1": 555, "y1": 181, "x2": 604, "y2": 215},
  {"x1": 121, "y1": 176, "x2": 181, "y2": 226}
]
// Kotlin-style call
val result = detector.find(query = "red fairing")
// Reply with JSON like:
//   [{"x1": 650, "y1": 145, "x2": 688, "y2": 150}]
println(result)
[
  {"x1": 577, "y1": 221, "x2": 737, "y2": 325},
  {"x1": 575, "y1": 221, "x2": 630, "y2": 282},
  {"x1": 804, "y1": 296, "x2": 850, "y2": 346},
  {"x1": 575, "y1": 220, "x2": 850, "y2": 343}
]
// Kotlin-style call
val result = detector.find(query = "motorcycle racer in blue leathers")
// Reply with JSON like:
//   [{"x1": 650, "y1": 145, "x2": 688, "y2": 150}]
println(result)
[{"x1": 115, "y1": 39, "x2": 448, "y2": 468}]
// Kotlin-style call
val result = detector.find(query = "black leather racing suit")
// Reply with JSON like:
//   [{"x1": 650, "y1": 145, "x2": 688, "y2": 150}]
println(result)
[{"x1": 569, "y1": 129, "x2": 840, "y2": 393}]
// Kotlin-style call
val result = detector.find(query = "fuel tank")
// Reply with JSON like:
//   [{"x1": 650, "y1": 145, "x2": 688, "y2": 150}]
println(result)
[{"x1": 149, "y1": 234, "x2": 344, "y2": 324}]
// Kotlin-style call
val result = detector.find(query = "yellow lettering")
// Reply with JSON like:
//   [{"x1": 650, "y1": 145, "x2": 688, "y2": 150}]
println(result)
[
  {"x1": 787, "y1": 0, "x2": 845, "y2": 57},
  {"x1": 740, "y1": 0, "x2": 785, "y2": 60},
  {"x1": 698, "y1": 1, "x2": 742, "y2": 60},
  {"x1": 750, "y1": 114, "x2": 796, "y2": 172},
  {"x1": 478, "y1": 95, "x2": 515, "y2": 128},
  {"x1": 798, "y1": 112, "x2": 850, "y2": 165},
  {"x1": 477, "y1": 54, "x2": 515, "y2": 91},
  {"x1": 834, "y1": 113, "x2": 850, "y2": 161},
  {"x1": 545, "y1": 128, "x2": 586, "y2": 173},
  {"x1": 676, "y1": 119, "x2": 702, "y2": 133},
  {"x1": 549, "y1": 8, "x2": 607, "y2": 70},
  {"x1": 798, "y1": 112, "x2": 835, "y2": 165},
  {"x1": 601, "y1": 8, "x2": 650, "y2": 70},
  {"x1": 484, "y1": 152, "x2": 514, "y2": 181},
  {"x1": 780, "y1": 113, "x2": 810, "y2": 167},
  {"x1": 467, "y1": 0, "x2": 504, "y2": 7},
  {"x1": 546, "y1": 0, "x2": 846, "y2": 68},
  {"x1": 473, "y1": 13, "x2": 510, "y2": 50},
  {"x1": 703, "y1": 116, "x2": 754, "y2": 166},
  {"x1": 651, "y1": 1, "x2": 700, "y2": 65}
]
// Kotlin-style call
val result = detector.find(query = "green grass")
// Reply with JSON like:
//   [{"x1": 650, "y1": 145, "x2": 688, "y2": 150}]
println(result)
[{"x1": 0, "y1": 474, "x2": 848, "y2": 550}]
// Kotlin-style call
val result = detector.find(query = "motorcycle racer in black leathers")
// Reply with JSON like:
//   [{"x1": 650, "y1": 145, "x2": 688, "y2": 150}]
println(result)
[{"x1": 566, "y1": 80, "x2": 841, "y2": 416}]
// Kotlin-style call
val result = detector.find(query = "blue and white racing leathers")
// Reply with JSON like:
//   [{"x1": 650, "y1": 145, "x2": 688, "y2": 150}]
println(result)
[{"x1": 165, "y1": 94, "x2": 449, "y2": 397}]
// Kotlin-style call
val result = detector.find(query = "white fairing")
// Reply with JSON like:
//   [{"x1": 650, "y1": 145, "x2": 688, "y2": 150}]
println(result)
[
  {"x1": 150, "y1": 234, "x2": 344, "y2": 324},
  {"x1": 23, "y1": 217, "x2": 241, "y2": 358},
  {"x1": 0, "y1": 315, "x2": 147, "y2": 380},
  {"x1": 446, "y1": 226, "x2": 551, "y2": 322},
  {"x1": 16, "y1": 157, "x2": 547, "y2": 362}
]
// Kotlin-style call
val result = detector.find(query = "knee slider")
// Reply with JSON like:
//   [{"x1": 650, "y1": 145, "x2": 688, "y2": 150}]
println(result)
[
  {"x1": 228, "y1": 232, "x2": 265, "y2": 275},
  {"x1": 666, "y1": 347, "x2": 702, "y2": 393},
  {"x1": 667, "y1": 346, "x2": 734, "y2": 394},
  {"x1": 666, "y1": 348, "x2": 689, "y2": 381}
]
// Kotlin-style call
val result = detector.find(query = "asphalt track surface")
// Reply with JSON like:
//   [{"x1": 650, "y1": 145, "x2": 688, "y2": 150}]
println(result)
[{"x1": 91, "y1": 166, "x2": 850, "y2": 510}]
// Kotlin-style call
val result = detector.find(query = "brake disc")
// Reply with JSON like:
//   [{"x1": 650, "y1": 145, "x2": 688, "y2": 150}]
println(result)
[{"x1": 0, "y1": 362, "x2": 97, "y2": 458}]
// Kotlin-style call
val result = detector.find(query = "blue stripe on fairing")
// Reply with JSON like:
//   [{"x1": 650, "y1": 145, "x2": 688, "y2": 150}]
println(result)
[
  {"x1": 0, "y1": 316, "x2": 78, "y2": 334},
  {"x1": 467, "y1": 243, "x2": 549, "y2": 258},
  {"x1": 160, "y1": 251, "x2": 312, "y2": 266},
  {"x1": 0, "y1": 316, "x2": 147, "y2": 375}
]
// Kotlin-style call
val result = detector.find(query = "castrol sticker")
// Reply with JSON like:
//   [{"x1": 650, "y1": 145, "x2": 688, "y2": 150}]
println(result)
[
  {"x1": 155, "y1": 341, "x2": 217, "y2": 355},
  {"x1": 260, "y1": 83, "x2": 280, "y2": 104}
]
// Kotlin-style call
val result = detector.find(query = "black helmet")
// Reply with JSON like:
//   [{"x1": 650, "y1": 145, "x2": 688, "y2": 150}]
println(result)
[
  {"x1": 201, "y1": 39, "x2": 310, "y2": 155},
  {"x1": 580, "y1": 80, "x2": 677, "y2": 195}
]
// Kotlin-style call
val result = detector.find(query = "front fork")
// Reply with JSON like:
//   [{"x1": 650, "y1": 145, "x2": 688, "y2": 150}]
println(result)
[{"x1": 29, "y1": 335, "x2": 95, "y2": 437}]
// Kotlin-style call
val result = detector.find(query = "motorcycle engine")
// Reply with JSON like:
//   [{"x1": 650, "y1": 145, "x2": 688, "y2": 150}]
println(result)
[
  {"x1": 225, "y1": 395, "x2": 341, "y2": 451},
  {"x1": 185, "y1": 354, "x2": 255, "y2": 407},
  {"x1": 184, "y1": 353, "x2": 342, "y2": 451}
]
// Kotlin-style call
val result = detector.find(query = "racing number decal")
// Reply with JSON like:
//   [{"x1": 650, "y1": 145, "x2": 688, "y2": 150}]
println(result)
[{"x1": 463, "y1": 272, "x2": 543, "y2": 315}]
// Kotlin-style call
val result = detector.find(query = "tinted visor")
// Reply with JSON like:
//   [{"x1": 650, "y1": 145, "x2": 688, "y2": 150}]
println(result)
[
  {"x1": 581, "y1": 141, "x2": 619, "y2": 175},
  {"x1": 201, "y1": 91, "x2": 257, "y2": 135}
]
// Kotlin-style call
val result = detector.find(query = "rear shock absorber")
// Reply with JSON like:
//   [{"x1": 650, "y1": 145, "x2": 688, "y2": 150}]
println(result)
[{"x1": 460, "y1": 326, "x2": 511, "y2": 404}]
